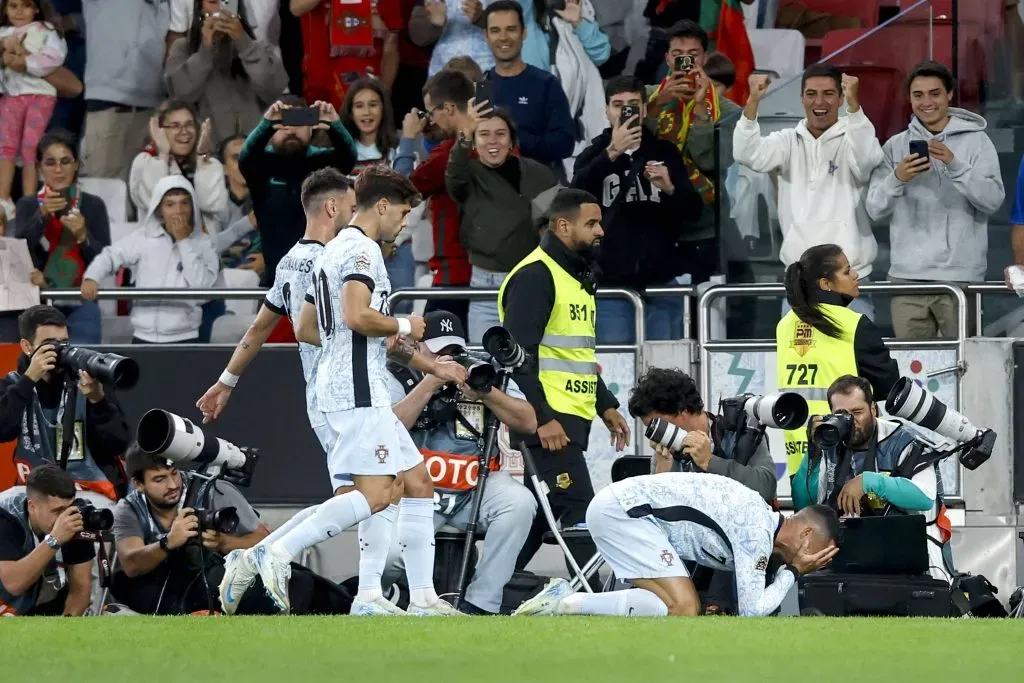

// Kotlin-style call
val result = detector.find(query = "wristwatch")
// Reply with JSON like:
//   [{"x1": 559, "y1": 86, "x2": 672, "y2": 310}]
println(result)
[
  {"x1": 158, "y1": 534, "x2": 171, "y2": 552},
  {"x1": 43, "y1": 534, "x2": 60, "y2": 550}
]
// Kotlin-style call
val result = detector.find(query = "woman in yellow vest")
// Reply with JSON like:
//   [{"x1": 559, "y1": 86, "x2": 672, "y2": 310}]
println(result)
[{"x1": 776, "y1": 244, "x2": 900, "y2": 476}]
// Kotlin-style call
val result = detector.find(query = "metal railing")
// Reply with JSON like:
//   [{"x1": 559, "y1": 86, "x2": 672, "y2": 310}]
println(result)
[
  {"x1": 697, "y1": 281, "x2": 970, "y2": 502},
  {"x1": 41, "y1": 288, "x2": 268, "y2": 302},
  {"x1": 640, "y1": 285, "x2": 697, "y2": 339},
  {"x1": 965, "y1": 283, "x2": 1017, "y2": 335}
]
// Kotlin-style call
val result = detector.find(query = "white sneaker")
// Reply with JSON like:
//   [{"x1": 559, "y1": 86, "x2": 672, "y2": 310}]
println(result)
[
  {"x1": 250, "y1": 544, "x2": 291, "y2": 613},
  {"x1": 512, "y1": 578, "x2": 573, "y2": 616},
  {"x1": 219, "y1": 549, "x2": 257, "y2": 615},
  {"x1": 408, "y1": 598, "x2": 464, "y2": 616},
  {"x1": 0, "y1": 198, "x2": 14, "y2": 221},
  {"x1": 350, "y1": 597, "x2": 408, "y2": 616}
]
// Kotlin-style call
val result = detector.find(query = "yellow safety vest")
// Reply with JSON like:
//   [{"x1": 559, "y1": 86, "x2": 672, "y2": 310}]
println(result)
[
  {"x1": 776, "y1": 303, "x2": 862, "y2": 476},
  {"x1": 498, "y1": 246, "x2": 598, "y2": 420}
]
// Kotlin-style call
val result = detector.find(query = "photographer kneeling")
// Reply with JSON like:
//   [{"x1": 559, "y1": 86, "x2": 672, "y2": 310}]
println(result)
[
  {"x1": 0, "y1": 465, "x2": 95, "y2": 616},
  {"x1": 793, "y1": 375, "x2": 952, "y2": 581},
  {"x1": 0, "y1": 305, "x2": 131, "y2": 500},
  {"x1": 382, "y1": 312, "x2": 538, "y2": 615},
  {"x1": 628, "y1": 368, "x2": 777, "y2": 502}
]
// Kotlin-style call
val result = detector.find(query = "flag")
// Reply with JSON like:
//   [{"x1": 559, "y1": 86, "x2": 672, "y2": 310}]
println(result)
[{"x1": 708, "y1": 0, "x2": 755, "y2": 104}]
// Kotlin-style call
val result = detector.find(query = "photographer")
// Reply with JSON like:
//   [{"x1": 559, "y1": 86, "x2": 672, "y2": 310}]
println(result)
[
  {"x1": 794, "y1": 375, "x2": 952, "y2": 581},
  {"x1": 383, "y1": 312, "x2": 538, "y2": 615},
  {"x1": 628, "y1": 368, "x2": 777, "y2": 503},
  {"x1": 0, "y1": 465, "x2": 93, "y2": 616},
  {"x1": 0, "y1": 305, "x2": 130, "y2": 502},
  {"x1": 111, "y1": 446, "x2": 269, "y2": 614}
]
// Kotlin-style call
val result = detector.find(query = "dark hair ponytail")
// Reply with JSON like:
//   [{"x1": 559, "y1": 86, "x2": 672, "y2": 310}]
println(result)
[{"x1": 783, "y1": 243, "x2": 845, "y2": 339}]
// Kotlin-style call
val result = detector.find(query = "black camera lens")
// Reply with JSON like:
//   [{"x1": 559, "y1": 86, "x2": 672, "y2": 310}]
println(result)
[
  {"x1": 813, "y1": 412, "x2": 854, "y2": 449},
  {"x1": 195, "y1": 507, "x2": 240, "y2": 535},
  {"x1": 73, "y1": 499, "x2": 113, "y2": 532}
]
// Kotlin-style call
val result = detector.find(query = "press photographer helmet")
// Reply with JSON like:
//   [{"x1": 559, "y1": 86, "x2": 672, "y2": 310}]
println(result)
[
  {"x1": 193, "y1": 507, "x2": 239, "y2": 534},
  {"x1": 136, "y1": 410, "x2": 258, "y2": 483},
  {"x1": 53, "y1": 342, "x2": 139, "y2": 390},
  {"x1": 812, "y1": 411, "x2": 854, "y2": 449},
  {"x1": 719, "y1": 392, "x2": 809, "y2": 430},
  {"x1": 482, "y1": 326, "x2": 527, "y2": 369},
  {"x1": 72, "y1": 498, "x2": 113, "y2": 532},
  {"x1": 885, "y1": 377, "x2": 995, "y2": 470}
]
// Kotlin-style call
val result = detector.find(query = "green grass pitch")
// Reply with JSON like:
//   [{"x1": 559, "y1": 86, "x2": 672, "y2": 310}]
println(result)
[{"x1": 5, "y1": 616, "x2": 1024, "y2": 682}]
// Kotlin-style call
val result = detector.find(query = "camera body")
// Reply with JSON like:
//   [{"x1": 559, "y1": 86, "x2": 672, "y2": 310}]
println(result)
[
  {"x1": 49, "y1": 341, "x2": 139, "y2": 390},
  {"x1": 451, "y1": 350, "x2": 498, "y2": 392},
  {"x1": 812, "y1": 411, "x2": 854, "y2": 449},
  {"x1": 193, "y1": 507, "x2": 240, "y2": 535},
  {"x1": 72, "y1": 498, "x2": 113, "y2": 532}
]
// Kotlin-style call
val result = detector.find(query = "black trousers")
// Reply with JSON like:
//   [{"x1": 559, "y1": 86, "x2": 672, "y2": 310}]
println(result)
[{"x1": 515, "y1": 442, "x2": 601, "y2": 589}]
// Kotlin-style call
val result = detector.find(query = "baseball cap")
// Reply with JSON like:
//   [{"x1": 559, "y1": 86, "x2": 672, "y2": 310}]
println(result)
[{"x1": 422, "y1": 311, "x2": 467, "y2": 353}]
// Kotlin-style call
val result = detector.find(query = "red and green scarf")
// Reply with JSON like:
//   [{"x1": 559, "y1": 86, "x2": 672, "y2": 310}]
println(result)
[
  {"x1": 648, "y1": 79, "x2": 721, "y2": 205},
  {"x1": 38, "y1": 185, "x2": 84, "y2": 288}
]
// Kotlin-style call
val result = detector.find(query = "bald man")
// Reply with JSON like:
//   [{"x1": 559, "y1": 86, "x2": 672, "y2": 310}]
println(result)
[{"x1": 515, "y1": 473, "x2": 840, "y2": 617}]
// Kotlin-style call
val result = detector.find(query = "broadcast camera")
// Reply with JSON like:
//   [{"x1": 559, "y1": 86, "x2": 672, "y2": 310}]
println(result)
[
  {"x1": 646, "y1": 392, "x2": 808, "y2": 462},
  {"x1": 52, "y1": 342, "x2": 139, "y2": 390},
  {"x1": 72, "y1": 498, "x2": 113, "y2": 532},
  {"x1": 136, "y1": 409, "x2": 258, "y2": 486}
]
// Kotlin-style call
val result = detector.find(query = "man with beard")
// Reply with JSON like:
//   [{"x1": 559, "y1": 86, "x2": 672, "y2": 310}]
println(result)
[
  {"x1": 0, "y1": 305, "x2": 130, "y2": 504},
  {"x1": 792, "y1": 375, "x2": 953, "y2": 581},
  {"x1": 238, "y1": 96, "x2": 357, "y2": 289},
  {"x1": 498, "y1": 188, "x2": 632, "y2": 578}
]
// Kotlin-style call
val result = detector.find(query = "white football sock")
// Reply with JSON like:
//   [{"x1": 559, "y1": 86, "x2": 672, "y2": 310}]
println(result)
[
  {"x1": 398, "y1": 497, "x2": 438, "y2": 606},
  {"x1": 257, "y1": 504, "x2": 318, "y2": 549},
  {"x1": 270, "y1": 491, "x2": 371, "y2": 562},
  {"x1": 558, "y1": 588, "x2": 668, "y2": 616},
  {"x1": 355, "y1": 504, "x2": 399, "y2": 603}
]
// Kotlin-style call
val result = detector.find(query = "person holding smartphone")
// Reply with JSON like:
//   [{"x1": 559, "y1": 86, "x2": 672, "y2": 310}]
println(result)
[{"x1": 866, "y1": 60, "x2": 1003, "y2": 340}]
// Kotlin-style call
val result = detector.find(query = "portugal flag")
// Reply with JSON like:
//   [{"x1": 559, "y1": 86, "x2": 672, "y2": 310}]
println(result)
[{"x1": 706, "y1": 0, "x2": 755, "y2": 104}]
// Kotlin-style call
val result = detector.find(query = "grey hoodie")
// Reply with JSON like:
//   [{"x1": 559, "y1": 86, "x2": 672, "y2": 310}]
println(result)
[
  {"x1": 866, "y1": 108, "x2": 1004, "y2": 282},
  {"x1": 84, "y1": 176, "x2": 220, "y2": 342},
  {"x1": 83, "y1": 0, "x2": 169, "y2": 107}
]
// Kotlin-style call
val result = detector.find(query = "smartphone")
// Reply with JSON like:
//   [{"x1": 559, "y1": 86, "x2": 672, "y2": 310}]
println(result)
[
  {"x1": 474, "y1": 80, "x2": 494, "y2": 107},
  {"x1": 674, "y1": 54, "x2": 695, "y2": 73},
  {"x1": 281, "y1": 106, "x2": 321, "y2": 127},
  {"x1": 620, "y1": 104, "x2": 640, "y2": 129},
  {"x1": 219, "y1": 0, "x2": 239, "y2": 15},
  {"x1": 909, "y1": 139, "x2": 929, "y2": 161}
]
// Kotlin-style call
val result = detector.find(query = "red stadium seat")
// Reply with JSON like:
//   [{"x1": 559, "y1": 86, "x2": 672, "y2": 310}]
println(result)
[{"x1": 784, "y1": 0, "x2": 883, "y2": 29}]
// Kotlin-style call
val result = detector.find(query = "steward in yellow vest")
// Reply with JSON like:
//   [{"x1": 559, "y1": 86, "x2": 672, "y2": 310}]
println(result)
[
  {"x1": 498, "y1": 189, "x2": 631, "y2": 572},
  {"x1": 776, "y1": 245, "x2": 900, "y2": 476}
]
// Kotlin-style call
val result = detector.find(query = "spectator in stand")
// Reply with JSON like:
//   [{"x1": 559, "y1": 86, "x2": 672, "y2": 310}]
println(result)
[
  {"x1": 866, "y1": 61, "x2": 1003, "y2": 340},
  {"x1": 239, "y1": 96, "x2": 355, "y2": 290},
  {"x1": 130, "y1": 100, "x2": 229, "y2": 234},
  {"x1": 0, "y1": 0, "x2": 68, "y2": 219},
  {"x1": 590, "y1": 0, "x2": 629, "y2": 78},
  {"x1": 402, "y1": 66, "x2": 477, "y2": 327},
  {"x1": 733, "y1": 66, "x2": 883, "y2": 319},
  {"x1": 517, "y1": 0, "x2": 609, "y2": 71},
  {"x1": 167, "y1": 0, "x2": 282, "y2": 48},
  {"x1": 422, "y1": 0, "x2": 493, "y2": 77},
  {"x1": 164, "y1": 0, "x2": 289, "y2": 145},
  {"x1": 290, "y1": 0, "x2": 401, "y2": 109},
  {"x1": 571, "y1": 75, "x2": 702, "y2": 343},
  {"x1": 214, "y1": 134, "x2": 262, "y2": 275},
  {"x1": 81, "y1": 0, "x2": 169, "y2": 181},
  {"x1": 47, "y1": 0, "x2": 84, "y2": 137},
  {"x1": 447, "y1": 103, "x2": 556, "y2": 342},
  {"x1": 12, "y1": 130, "x2": 108, "y2": 344},
  {"x1": 647, "y1": 21, "x2": 740, "y2": 279},
  {"x1": 391, "y1": 0, "x2": 433, "y2": 118},
  {"x1": 342, "y1": 76, "x2": 401, "y2": 174},
  {"x1": 81, "y1": 176, "x2": 220, "y2": 344},
  {"x1": 481, "y1": 1, "x2": 574, "y2": 168}
]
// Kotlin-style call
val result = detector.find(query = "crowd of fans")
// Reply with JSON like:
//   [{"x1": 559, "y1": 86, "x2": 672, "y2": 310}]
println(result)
[{"x1": 0, "y1": 0, "x2": 1017, "y2": 346}]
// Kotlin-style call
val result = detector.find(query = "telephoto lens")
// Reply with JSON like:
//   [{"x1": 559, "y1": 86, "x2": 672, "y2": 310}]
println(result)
[
  {"x1": 194, "y1": 507, "x2": 240, "y2": 535},
  {"x1": 645, "y1": 417, "x2": 688, "y2": 455}
]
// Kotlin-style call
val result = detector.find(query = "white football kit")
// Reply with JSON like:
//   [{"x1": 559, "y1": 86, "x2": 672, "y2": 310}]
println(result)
[
  {"x1": 309, "y1": 226, "x2": 420, "y2": 488},
  {"x1": 264, "y1": 239, "x2": 330, "y2": 449},
  {"x1": 587, "y1": 472, "x2": 796, "y2": 617}
]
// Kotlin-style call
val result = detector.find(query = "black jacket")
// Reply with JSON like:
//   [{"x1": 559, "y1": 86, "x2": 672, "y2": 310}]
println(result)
[
  {"x1": 13, "y1": 192, "x2": 111, "y2": 277},
  {"x1": 571, "y1": 127, "x2": 703, "y2": 289},
  {"x1": 239, "y1": 119, "x2": 356, "y2": 286},
  {"x1": 818, "y1": 290, "x2": 901, "y2": 400},
  {"x1": 0, "y1": 356, "x2": 131, "y2": 469},
  {"x1": 500, "y1": 231, "x2": 618, "y2": 448}
]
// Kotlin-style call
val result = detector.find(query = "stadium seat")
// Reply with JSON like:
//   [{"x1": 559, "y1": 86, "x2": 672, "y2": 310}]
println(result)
[
  {"x1": 78, "y1": 178, "x2": 129, "y2": 224},
  {"x1": 108, "y1": 221, "x2": 139, "y2": 245},
  {"x1": 220, "y1": 267, "x2": 260, "y2": 316},
  {"x1": 783, "y1": 0, "x2": 881, "y2": 29},
  {"x1": 748, "y1": 28, "x2": 806, "y2": 84}
]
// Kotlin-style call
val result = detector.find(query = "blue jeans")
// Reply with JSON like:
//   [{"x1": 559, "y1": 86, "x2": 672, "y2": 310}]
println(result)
[
  {"x1": 596, "y1": 288, "x2": 685, "y2": 344},
  {"x1": 467, "y1": 266, "x2": 506, "y2": 344},
  {"x1": 385, "y1": 242, "x2": 415, "y2": 314},
  {"x1": 199, "y1": 300, "x2": 227, "y2": 343},
  {"x1": 59, "y1": 302, "x2": 101, "y2": 345}
]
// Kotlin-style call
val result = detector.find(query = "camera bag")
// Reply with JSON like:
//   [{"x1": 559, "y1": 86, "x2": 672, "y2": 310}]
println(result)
[{"x1": 798, "y1": 573, "x2": 954, "y2": 617}]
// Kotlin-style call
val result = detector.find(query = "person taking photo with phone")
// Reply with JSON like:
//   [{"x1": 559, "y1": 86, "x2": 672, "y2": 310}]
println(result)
[
  {"x1": 570, "y1": 74, "x2": 701, "y2": 344},
  {"x1": 865, "y1": 60, "x2": 1003, "y2": 340}
]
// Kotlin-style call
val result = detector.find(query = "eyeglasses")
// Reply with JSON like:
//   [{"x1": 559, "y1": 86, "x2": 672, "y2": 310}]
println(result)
[
  {"x1": 163, "y1": 121, "x2": 197, "y2": 133},
  {"x1": 42, "y1": 157, "x2": 76, "y2": 168}
]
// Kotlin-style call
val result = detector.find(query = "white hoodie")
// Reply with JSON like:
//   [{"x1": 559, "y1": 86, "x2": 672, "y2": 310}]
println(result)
[
  {"x1": 733, "y1": 108, "x2": 884, "y2": 277},
  {"x1": 84, "y1": 176, "x2": 220, "y2": 342}
]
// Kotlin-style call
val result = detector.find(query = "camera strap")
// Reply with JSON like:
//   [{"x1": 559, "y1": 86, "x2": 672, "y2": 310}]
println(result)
[
  {"x1": 77, "y1": 530, "x2": 112, "y2": 588},
  {"x1": 56, "y1": 380, "x2": 77, "y2": 471}
]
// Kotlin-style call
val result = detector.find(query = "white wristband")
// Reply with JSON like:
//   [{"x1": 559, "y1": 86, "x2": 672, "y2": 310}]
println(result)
[
  {"x1": 396, "y1": 317, "x2": 412, "y2": 336},
  {"x1": 219, "y1": 370, "x2": 239, "y2": 388}
]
